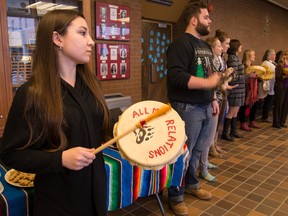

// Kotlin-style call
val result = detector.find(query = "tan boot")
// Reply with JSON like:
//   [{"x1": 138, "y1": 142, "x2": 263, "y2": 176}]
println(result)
[
  {"x1": 185, "y1": 187, "x2": 212, "y2": 200},
  {"x1": 209, "y1": 144, "x2": 221, "y2": 158},
  {"x1": 168, "y1": 200, "x2": 188, "y2": 216},
  {"x1": 215, "y1": 143, "x2": 226, "y2": 154}
]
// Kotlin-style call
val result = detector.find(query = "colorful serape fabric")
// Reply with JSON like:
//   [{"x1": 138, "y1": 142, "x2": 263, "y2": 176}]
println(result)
[
  {"x1": 103, "y1": 145, "x2": 188, "y2": 211},
  {"x1": 0, "y1": 145, "x2": 188, "y2": 215}
]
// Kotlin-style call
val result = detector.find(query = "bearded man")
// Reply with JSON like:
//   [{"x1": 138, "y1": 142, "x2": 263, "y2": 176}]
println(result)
[{"x1": 166, "y1": 2, "x2": 221, "y2": 215}]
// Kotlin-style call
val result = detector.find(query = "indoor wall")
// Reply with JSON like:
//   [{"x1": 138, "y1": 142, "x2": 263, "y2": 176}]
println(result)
[
  {"x1": 96, "y1": 0, "x2": 288, "y2": 103},
  {"x1": 94, "y1": 0, "x2": 142, "y2": 103},
  {"x1": 173, "y1": 0, "x2": 288, "y2": 64}
]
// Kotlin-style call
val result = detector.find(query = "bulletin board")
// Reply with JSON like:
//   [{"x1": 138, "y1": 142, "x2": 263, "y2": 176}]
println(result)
[
  {"x1": 96, "y1": 43, "x2": 130, "y2": 80},
  {"x1": 95, "y1": 2, "x2": 130, "y2": 41}
]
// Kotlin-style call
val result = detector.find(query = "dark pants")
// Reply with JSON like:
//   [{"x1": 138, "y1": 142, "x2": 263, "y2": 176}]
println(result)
[
  {"x1": 273, "y1": 85, "x2": 288, "y2": 126},
  {"x1": 262, "y1": 94, "x2": 274, "y2": 120},
  {"x1": 238, "y1": 102, "x2": 258, "y2": 123}
]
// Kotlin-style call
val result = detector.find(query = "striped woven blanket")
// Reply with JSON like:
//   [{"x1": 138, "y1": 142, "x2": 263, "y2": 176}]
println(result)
[
  {"x1": 0, "y1": 146, "x2": 188, "y2": 215},
  {"x1": 104, "y1": 146, "x2": 188, "y2": 211}
]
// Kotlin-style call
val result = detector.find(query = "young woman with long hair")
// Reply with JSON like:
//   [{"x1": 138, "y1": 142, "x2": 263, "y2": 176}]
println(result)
[{"x1": 0, "y1": 10, "x2": 110, "y2": 216}]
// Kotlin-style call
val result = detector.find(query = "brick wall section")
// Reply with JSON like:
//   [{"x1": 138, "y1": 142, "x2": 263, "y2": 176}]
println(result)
[
  {"x1": 173, "y1": 0, "x2": 288, "y2": 64},
  {"x1": 94, "y1": 0, "x2": 142, "y2": 103},
  {"x1": 92, "y1": 0, "x2": 288, "y2": 103}
]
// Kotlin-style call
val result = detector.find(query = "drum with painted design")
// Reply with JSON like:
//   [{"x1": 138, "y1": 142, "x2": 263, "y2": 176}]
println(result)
[{"x1": 113, "y1": 100, "x2": 186, "y2": 170}]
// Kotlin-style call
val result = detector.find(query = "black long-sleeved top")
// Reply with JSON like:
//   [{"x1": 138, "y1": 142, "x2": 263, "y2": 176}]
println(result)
[
  {"x1": 275, "y1": 64, "x2": 288, "y2": 88},
  {"x1": 0, "y1": 74, "x2": 107, "y2": 216},
  {"x1": 167, "y1": 33, "x2": 214, "y2": 104}
]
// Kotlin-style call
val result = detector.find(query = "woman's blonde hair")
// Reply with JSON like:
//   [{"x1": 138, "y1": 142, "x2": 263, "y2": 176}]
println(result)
[
  {"x1": 242, "y1": 49, "x2": 255, "y2": 68},
  {"x1": 205, "y1": 37, "x2": 220, "y2": 49}
]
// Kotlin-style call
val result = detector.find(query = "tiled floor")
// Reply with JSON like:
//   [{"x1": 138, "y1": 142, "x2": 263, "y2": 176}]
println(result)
[{"x1": 107, "y1": 115, "x2": 288, "y2": 216}]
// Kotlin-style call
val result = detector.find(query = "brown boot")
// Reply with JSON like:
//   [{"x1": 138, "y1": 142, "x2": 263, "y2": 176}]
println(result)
[
  {"x1": 185, "y1": 187, "x2": 212, "y2": 200},
  {"x1": 215, "y1": 143, "x2": 226, "y2": 154},
  {"x1": 168, "y1": 200, "x2": 188, "y2": 216},
  {"x1": 209, "y1": 144, "x2": 221, "y2": 158}
]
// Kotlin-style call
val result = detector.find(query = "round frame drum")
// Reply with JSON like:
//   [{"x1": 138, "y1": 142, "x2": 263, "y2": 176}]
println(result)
[
  {"x1": 114, "y1": 101, "x2": 186, "y2": 170},
  {"x1": 246, "y1": 65, "x2": 266, "y2": 76}
]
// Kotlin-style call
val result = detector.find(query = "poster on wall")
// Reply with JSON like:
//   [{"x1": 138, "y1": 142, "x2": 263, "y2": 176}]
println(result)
[
  {"x1": 95, "y1": 2, "x2": 130, "y2": 41},
  {"x1": 96, "y1": 43, "x2": 130, "y2": 80}
]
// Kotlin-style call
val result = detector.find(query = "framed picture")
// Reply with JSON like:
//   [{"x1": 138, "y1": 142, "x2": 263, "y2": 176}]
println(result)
[
  {"x1": 96, "y1": 43, "x2": 130, "y2": 80},
  {"x1": 95, "y1": 2, "x2": 130, "y2": 41}
]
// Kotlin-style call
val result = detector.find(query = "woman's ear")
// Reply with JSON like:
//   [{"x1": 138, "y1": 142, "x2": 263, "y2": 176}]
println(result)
[{"x1": 52, "y1": 31, "x2": 62, "y2": 48}]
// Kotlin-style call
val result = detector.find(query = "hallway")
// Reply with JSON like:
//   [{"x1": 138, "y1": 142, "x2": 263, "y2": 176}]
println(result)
[{"x1": 108, "y1": 116, "x2": 288, "y2": 216}]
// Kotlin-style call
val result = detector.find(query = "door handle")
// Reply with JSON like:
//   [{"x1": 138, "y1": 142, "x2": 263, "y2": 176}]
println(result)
[{"x1": 150, "y1": 64, "x2": 157, "y2": 83}]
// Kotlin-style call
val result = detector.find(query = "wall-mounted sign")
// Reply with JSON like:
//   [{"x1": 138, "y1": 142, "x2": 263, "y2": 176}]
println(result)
[
  {"x1": 95, "y1": 2, "x2": 130, "y2": 41},
  {"x1": 96, "y1": 43, "x2": 130, "y2": 80}
]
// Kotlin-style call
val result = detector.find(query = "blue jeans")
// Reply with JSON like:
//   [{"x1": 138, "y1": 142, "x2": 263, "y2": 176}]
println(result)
[
  {"x1": 168, "y1": 101, "x2": 213, "y2": 202},
  {"x1": 199, "y1": 114, "x2": 218, "y2": 174}
]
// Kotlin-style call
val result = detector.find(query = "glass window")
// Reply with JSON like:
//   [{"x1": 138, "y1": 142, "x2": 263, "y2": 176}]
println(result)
[{"x1": 6, "y1": 0, "x2": 80, "y2": 93}]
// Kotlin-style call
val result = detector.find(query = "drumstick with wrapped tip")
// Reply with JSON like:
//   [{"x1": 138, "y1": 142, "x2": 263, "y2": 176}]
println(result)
[{"x1": 92, "y1": 103, "x2": 172, "y2": 155}]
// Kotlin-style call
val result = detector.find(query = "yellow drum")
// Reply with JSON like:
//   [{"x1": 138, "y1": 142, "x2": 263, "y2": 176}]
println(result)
[{"x1": 245, "y1": 65, "x2": 266, "y2": 76}]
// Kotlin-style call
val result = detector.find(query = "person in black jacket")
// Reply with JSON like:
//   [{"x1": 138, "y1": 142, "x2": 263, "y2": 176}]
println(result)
[
  {"x1": 273, "y1": 50, "x2": 288, "y2": 128},
  {"x1": 0, "y1": 10, "x2": 110, "y2": 216}
]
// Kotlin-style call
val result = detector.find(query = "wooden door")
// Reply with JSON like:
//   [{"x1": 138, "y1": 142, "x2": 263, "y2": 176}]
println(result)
[
  {"x1": 141, "y1": 20, "x2": 172, "y2": 103},
  {"x1": 0, "y1": 0, "x2": 12, "y2": 137},
  {"x1": 0, "y1": 26, "x2": 7, "y2": 136}
]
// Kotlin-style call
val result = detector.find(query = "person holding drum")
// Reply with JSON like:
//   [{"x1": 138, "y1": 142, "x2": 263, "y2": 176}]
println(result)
[
  {"x1": 221, "y1": 39, "x2": 246, "y2": 141},
  {"x1": 238, "y1": 49, "x2": 260, "y2": 131},
  {"x1": 261, "y1": 49, "x2": 277, "y2": 123},
  {"x1": 210, "y1": 29, "x2": 236, "y2": 158},
  {"x1": 0, "y1": 10, "x2": 110, "y2": 216},
  {"x1": 199, "y1": 36, "x2": 237, "y2": 182},
  {"x1": 166, "y1": 2, "x2": 221, "y2": 215}
]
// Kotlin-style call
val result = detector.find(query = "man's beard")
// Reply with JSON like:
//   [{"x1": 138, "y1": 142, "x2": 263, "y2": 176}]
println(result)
[{"x1": 196, "y1": 21, "x2": 210, "y2": 36}]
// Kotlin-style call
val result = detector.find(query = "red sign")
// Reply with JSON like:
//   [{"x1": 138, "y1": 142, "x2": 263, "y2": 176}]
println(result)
[
  {"x1": 95, "y1": 2, "x2": 130, "y2": 41},
  {"x1": 96, "y1": 43, "x2": 130, "y2": 80}
]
